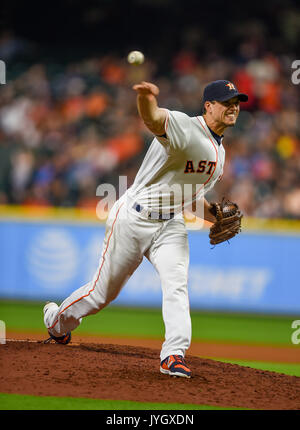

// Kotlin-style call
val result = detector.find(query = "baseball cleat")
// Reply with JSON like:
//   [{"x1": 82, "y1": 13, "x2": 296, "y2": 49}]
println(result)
[
  {"x1": 160, "y1": 355, "x2": 191, "y2": 378},
  {"x1": 43, "y1": 301, "x2": 58, "y2": 316},
  {"x1": 44, "y1": 331, "x2": 71, "y2": 345},
  {"x1": 43, "y1": 302, "x2": 71, "y2": 345}
]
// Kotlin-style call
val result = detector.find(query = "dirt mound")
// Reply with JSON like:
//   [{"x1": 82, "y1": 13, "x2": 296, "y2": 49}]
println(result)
[{"x1": 1, "y1": 341, "x2": 300, "y2": 410}]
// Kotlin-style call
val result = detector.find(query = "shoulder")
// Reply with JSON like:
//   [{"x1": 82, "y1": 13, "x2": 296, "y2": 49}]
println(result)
[
  {"x1": 190, "y1": 115, "x2": 217, "y2": 140},
  {"x1": 165, "y1": 110, "x2": 193, "y2": 136},
  {"x1": 190, "y1": 115, "x2": 205, "y2": 129},
  {"x1": 165, "y1": 109, "x2": 192, "y2": 125},
  {"x1": 156, "y1": 110, "x2": 192, "y2": 151}
]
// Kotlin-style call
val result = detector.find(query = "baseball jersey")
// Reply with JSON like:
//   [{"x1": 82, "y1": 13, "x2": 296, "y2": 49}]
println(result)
[{"x1": 127, "y1": 110, "x2": 225, "y2": 214}]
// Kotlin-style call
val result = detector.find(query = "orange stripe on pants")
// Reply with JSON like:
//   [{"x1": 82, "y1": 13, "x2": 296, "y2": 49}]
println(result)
[{"x1": 49, "y1": 202, "x2": 124, "y2": 331}]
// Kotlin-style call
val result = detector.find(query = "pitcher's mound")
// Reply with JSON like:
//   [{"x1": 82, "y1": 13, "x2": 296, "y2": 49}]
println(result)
[{"x1": 1, "y1": 341, "x2": 300, "y2": 410}]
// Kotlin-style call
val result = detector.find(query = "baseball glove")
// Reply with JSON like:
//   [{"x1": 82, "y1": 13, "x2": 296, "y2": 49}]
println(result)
[{"x1": 208, "y1": 198, "x2": 243, "y2": 245}]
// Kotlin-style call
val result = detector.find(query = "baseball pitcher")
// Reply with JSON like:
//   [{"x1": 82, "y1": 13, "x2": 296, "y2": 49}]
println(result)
[{"x1": 43, "y1": 79, "x2": 247, "y2": 378}]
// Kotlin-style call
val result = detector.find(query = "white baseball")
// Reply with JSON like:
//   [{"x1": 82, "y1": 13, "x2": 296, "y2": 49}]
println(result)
[{"x1": 127, "y1": 50, "x2": 145, "y2": 65}]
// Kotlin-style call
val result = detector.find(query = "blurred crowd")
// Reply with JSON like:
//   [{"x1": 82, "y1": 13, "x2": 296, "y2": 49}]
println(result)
[{"x1": 0, "y1": 29, "x2": 300, "y2": 219}]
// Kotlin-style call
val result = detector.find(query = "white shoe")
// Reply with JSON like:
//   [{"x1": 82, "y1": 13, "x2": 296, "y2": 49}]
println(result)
[
  {"x1": 43, "y1": 302, "x2": 71, "y2": 345},
  {"x1": 43, "y1": 301, "x2": 58, "y2": 316},
  {"x1": 43, "y1": 302, "x2": 58, "y2": 330}
]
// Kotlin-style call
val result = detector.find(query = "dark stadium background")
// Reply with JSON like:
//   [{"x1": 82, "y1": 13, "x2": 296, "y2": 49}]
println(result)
[
  {"x1": 1, "y1": 0, "x2": 299, "y2": 62},
  {"x1": 0, "y1": 0, "x2": 299, "y2": 217}
]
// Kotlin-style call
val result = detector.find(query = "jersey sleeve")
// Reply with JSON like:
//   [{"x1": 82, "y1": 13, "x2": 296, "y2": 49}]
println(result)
[{"x1": 156, "y1": 109, "x2": 191, "y2": 151}]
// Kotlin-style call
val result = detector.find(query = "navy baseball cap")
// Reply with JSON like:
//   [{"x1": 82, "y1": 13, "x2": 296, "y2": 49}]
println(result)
[{"x1": 203, "y1": 80, "x2": 248, "y2": 103}]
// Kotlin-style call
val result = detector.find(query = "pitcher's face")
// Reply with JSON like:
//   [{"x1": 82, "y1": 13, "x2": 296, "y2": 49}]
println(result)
[{"x1": 205, "y1": 96, "x2": 240, "y2": 127}]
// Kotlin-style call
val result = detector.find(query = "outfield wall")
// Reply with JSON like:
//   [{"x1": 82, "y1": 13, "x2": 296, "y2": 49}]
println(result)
[{"x1": 0, "y1": 207, "x2": 299, "y2": 314}]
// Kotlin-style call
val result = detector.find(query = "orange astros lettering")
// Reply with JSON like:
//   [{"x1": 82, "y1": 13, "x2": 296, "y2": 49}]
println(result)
[
  {"x1": 226, "y1": 82, "x2": 235, "y2": 90},
  {"x1": 184, "y1": 160, "x2": 216, "y2": 175}
]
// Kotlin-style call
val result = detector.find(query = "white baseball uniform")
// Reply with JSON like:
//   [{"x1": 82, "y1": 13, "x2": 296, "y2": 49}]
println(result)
[{"x1": 44, "y1": 111, "x2": 225, "y2": 361}]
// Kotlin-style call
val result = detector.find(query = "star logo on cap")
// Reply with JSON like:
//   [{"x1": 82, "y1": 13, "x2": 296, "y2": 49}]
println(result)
[{"x1": 226, "y1": 82, "x2": 235, "y2": 90}]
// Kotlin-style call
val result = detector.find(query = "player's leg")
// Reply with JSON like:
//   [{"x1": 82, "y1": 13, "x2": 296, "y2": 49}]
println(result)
[
  {"x1": 44, "y1": 199, "x2": 144, "y2": 337},
  {"x1": 147, "y1": 217, "x2": 191, "y2": 362}
]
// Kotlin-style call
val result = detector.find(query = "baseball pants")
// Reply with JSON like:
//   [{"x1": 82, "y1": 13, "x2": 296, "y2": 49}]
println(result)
[{"x1": 44, "y1": 193, "x2": 191, "y2": 361}]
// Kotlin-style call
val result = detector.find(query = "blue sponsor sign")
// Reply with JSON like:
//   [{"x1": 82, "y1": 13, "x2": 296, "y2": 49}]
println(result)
[{"x1": 0, "y1": 220, "x2": 299, "y2": 314}]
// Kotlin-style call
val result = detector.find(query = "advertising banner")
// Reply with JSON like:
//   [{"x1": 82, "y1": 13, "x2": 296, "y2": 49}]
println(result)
[{"x1": 0, "y1": 220, "x2": 299, "y2": 314}]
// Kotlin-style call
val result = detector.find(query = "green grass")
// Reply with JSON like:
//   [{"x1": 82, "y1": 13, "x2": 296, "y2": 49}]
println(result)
[
  {"x1": 0, "y1": 299, "x2": 297, "y2": 346},
  {"x1": 0, "y1": 393, "x2": 243, "y2": 410},
  {"x1": 210, "y1": 359, "x2": 300, "y2": 377},
  {"x1": 1, "y1": 300, "x2": 297, "y2": 411}
]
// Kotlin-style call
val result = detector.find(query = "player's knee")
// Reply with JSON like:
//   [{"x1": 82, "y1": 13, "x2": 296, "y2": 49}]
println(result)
[{"x1": 163, "y1": 269, "x2": 188, "y2": 290}]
